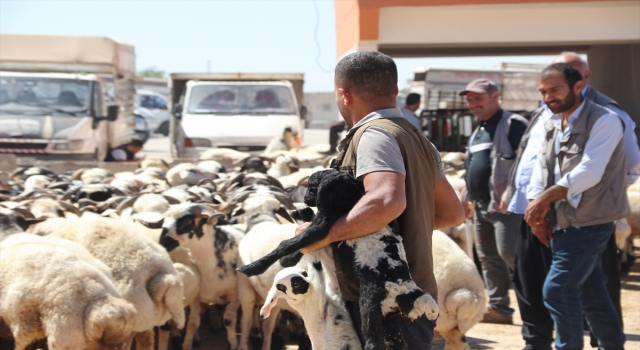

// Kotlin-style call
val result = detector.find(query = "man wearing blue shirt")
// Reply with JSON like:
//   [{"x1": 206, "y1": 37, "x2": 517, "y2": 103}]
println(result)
[
  {"x1": 524, "y1": 63, "x2": 626, "y2": 350},
  {"x1": 503, "y1": 53, "x2": 639, "y2": 350}
]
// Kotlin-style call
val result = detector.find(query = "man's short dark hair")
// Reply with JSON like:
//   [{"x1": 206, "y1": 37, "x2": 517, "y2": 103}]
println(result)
[
  {"x1": 541, "y1": 63, "x2": 583, "y2": 89},
  {"x1": 335, "y1": 51, "x2": 398, "y2": 100},
  {"x1": 130, "y1": 139, "x2": 144, "y2": 148},
  {"x1": 405, "y1": 93, "x2": 420, "y2": 106}
]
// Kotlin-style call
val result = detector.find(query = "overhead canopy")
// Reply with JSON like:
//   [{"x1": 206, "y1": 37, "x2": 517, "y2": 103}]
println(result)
[{"x1": 0, "y1": 34, "x2": 135, "y2": 77}]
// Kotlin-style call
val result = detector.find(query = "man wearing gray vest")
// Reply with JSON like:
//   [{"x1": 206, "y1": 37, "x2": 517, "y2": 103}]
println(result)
[
  {"x1": 462, "y1": 79, "x2": 528, "y2": 324},
  {"x1": 525, "y1": 63, "x2": 626, "y2": 349},
  {"x1": 503, "y1": 53, "x2": 639, "y2": 350}
]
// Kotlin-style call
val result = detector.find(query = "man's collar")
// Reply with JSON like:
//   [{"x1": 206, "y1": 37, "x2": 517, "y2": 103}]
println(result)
[
  {"x1": 581, "y1": 84, "x2": 589, "y2": 97},
  {"x1": 481, "y1": 109, "x2": 503, "y2": 125},
  {"x1": 347, "y1": 107, "x2": 402, "y2": 135}
]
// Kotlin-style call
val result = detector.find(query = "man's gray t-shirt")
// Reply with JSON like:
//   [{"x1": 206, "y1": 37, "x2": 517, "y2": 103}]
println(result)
[{"x1": 353, "y1": 108, "x2": 444, "y2": 180}]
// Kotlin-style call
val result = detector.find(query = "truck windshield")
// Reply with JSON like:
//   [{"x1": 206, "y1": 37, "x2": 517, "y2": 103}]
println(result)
[
  {"x1": 0, "y1": 77, "x2": 90, "y2": 116},
  {"x1": 187, "y1": 84, "x2": 296, "y2": 115}
]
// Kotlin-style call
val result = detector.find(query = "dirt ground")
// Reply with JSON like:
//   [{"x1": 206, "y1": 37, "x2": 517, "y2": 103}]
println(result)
[{"x1": 193, "y1": 265, "x2": 640, "y2": 350}]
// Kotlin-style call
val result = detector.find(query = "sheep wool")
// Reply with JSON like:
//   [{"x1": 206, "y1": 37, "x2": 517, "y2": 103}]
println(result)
[{"x1": 0, "y1": 236, "x2": 137, "y2": 350}]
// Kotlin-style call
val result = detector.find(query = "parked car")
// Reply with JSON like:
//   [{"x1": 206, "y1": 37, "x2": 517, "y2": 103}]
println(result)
[
  {"x1": 136, "y1": 89, "x2": 170, "y2": 135},
  {"x1": 134, "y1": 109, "x2": 151, "y2": 144}
]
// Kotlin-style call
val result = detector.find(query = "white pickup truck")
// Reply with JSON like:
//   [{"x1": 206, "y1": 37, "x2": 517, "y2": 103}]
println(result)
[
  {"x1": 0, "y1": 34, "x2": 136, "y2": 162},
  {"x1": 168, "y1": 73, "x2": 306, "y2": 157}
]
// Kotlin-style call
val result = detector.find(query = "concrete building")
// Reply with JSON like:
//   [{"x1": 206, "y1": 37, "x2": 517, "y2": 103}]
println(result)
[
  {"x1": 334, "y1": 0, "x2": 640, "y2": 137},
  {"x1": 304, "y1": 92, "x2": 341, "y2": 129}
]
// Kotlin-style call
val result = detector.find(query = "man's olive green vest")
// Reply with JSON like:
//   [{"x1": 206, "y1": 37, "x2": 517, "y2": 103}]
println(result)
[
  {"x1": 332, "y1": 117, "x2": 439, "y2": 301},
  {"x1": 542, "y1": 99, "x2": 630, "y2": 229}
]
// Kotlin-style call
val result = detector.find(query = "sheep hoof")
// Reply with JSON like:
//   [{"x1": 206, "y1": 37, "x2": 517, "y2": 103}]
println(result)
[
  {"x1": 408, "y1": 294, "x2": 439, "y2": 321},
  {"x1": 237, "y1": 261, "x2": 269, "y2": 277},
  {"x1": 171, "y1": 336, "x2": 183, "y2": 349}
]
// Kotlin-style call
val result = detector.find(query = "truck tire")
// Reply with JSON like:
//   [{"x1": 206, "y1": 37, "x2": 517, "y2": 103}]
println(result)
[{"x1": 158, "y1": 121, "x2": 169, "y2": 136}]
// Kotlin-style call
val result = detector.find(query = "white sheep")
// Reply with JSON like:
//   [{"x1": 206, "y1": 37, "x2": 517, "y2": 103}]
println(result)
[
  {"x1": 198, "y1": 160, "x2": 226, "y2": 174},
  {"x1": 432, "y1": 230, "x2": 488, "y2": 350},
  {"x1": 0, "y1": 234, "x2": 137, "y2": 350},
  {"x1": 72, "y1": 167, "x2": 113, "y2": 184},
  {"x1": 200, "y1": 148, "x2": 251, "y2": 169},
  {"x1": 166, "y1": 163, "x2": 217, "y2": 187},
  {"x1": 260, "y1": 255, "x2": 361, "y2": 350},
  {"x1": 237, "y1": 217, "x2": 304, "y2": 350},
  {"x1": 263, "y1": 126, "x2": 298, "y2": 155},
  {"x1": 43, "y1": 218, "x2": 185, "y2": 350},
  {"x1": 140, "y1": 157, "x2": 171, "y2": 173}
]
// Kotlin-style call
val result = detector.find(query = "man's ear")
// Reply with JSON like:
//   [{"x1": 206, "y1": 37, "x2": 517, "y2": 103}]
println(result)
[
  {"x1": 574, "y1": 80, "x2": 586, "y2": 95},
  {"x1": 491, "y1": 91, "x2": 500, "y2": 102},
  {"x1": 339, "y1": 88, "x2": 351, "y2": 106}
]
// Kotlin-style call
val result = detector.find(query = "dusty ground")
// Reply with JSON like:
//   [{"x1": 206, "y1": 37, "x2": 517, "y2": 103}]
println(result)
[{"x1": 191, "y1": 264, "x2": 640, "y2": 350}]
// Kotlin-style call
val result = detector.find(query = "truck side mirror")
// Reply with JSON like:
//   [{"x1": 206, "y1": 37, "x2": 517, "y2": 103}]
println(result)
[
  {"x1": 106, "y1": 105, "x2": 119, "y2": 121},
  {"x1": 300, "y1": 105, "x2": 307, "y2": 119},
  {"x1": 174, "y1": 103, "x2": 183, "y2": 119}
]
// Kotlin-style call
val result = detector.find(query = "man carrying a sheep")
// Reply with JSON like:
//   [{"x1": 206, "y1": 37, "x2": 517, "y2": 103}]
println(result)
[
  {"x1": 295, "y1": 51, "x2": 464, "y2": 349},
  {"x1": 525, "y1": 63, "x2": 626, "y2": 349}
]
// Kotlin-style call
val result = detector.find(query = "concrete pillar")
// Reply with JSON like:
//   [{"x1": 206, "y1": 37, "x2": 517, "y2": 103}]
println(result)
[{"x1": 588, "y1": 44, "x2": 640, "y2": 140}]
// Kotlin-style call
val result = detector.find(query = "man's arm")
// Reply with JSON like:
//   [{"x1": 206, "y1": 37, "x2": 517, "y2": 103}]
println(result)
[
  {"x1": 300, "y1": 171, "x2": 406, "y2": 253},
  {"x1": 608, "y1": 104, "x2": 640, "y2": 185},
  {"x1": 434, "y1": 177, "x2": 465, "y2": 230}
]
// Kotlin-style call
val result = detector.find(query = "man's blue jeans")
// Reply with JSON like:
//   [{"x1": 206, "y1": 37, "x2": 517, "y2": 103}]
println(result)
[{"x1": 543, "y1": 223, "x2": 625, "y2": 350}]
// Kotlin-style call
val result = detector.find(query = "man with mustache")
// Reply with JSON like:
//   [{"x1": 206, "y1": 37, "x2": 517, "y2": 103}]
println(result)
[
  {"x1": 525, "y1": 63, "x2": 626, "y2": 349},
  {"x1": 502, "y1": 52, "x2": 639, "y2": 350},
  {"x1": 461, "y1": 79, "x2": 528, "y2": 324}
]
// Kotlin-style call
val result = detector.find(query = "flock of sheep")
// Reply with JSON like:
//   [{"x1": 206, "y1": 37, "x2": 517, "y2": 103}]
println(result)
[{"x1": 2, "y1": 141, "x2": 632, "y2": 350}]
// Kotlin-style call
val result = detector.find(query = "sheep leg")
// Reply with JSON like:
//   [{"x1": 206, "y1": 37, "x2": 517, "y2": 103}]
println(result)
[
  {"x1": 134, "y1": 330, "x2": 155, "y2": 350},
  {"x1": 157, "y1": 323, "x2": 171, "y2": 350},
  {"x1": 359, "y1": 282, "x2": 395, "y2": 350},
  {"x1": 209, "y1": 304, "x2": 223, "y2": 333},
  {"x1": 251, "y1": 305, "x2": 262, "y2": 338},
  {"x1": 383, "y1": 314, "x2": 407, "y2": 350},
  {"x1": 223, "y1": 297, "x2": 240, "y2": 350},
  {"x1": 278, "y1": 250, "x2": 304, "y2": 267},
  {"x1": 237, "y1": 221, "x2": 332, "y2": 276},
  {"x1": 260, "y1": 307, "x2": 280, "y2": 350},
  {"x1": 394, "y1": 289, "x2": 439, "y2": 321},
  {"x1": 441, "y1": 327, "x2": 471, "y2": 350},
  {"x1": 238, "y1": 274, "x2": 256, "y2": 350},
  {"x1": 182, "y1": 300, "x2": 202, "y2": 350}
]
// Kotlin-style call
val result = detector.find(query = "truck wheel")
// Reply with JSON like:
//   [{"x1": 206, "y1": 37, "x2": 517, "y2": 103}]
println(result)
[{"x1": 158, "y1": 121, "x2": 169, "y2": 136}]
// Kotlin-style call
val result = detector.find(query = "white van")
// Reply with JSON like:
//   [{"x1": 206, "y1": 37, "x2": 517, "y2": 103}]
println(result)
[{"x1": 173, "y1": 77, "x2": 304, "y2": 155}]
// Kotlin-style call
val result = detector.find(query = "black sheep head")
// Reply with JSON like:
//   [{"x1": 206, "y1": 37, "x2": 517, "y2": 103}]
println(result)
[
  {"x1": 138, "y1": 203, "x2": 225, "y2": 252},
  {"x1": 304, "y1": 169, "x2": 363, "y2": 217}
]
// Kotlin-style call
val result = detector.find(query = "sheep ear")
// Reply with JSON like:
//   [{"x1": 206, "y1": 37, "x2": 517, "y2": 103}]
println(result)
[
  {"x1": 275, "y1": 207, "x2": 295, "y2": 223},
  {"x1": 206, "y1": 213, "x2": 226, "y2": 226},
  {"x1": 135, "y1": 214, "x2": 165, "y2": 229},
  {"x1": 260, "y1": 288, "x2": 280, "y2": 320}
]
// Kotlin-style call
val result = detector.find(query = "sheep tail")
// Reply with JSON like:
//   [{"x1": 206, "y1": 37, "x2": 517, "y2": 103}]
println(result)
[
  {"x1": 148, "y1": 273, "x2": 186, "y2": 328},
  {"x1": 85, "y1": 294, "x2": 138, "y2": 347},
  {"x1": 444, "y1": 288, "x2": 485, "y2": 334}
]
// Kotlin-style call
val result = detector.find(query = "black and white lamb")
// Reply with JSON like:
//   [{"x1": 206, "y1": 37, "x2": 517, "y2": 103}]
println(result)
[{"x1": 238, "y1": 169, "x2": 439, "y2": 350}]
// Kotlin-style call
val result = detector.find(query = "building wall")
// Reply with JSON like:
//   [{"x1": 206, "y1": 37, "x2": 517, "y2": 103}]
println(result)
[
  {"x1": 589, "y1": 43, "x2": 640, "y2": 139},
  {"x1": 304, "y1": 92, "x2": 341, "y2": 129},
  {"x1": 335, "y1": 0, "x2": 638, "y2": 58}
]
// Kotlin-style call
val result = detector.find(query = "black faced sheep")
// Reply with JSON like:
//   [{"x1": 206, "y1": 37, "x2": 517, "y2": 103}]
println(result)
[{"x1": 238, "y1": 169, "x2": 439, "y2": 350}]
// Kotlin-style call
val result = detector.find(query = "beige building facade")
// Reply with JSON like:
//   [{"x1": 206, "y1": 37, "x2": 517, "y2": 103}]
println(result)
[{"x1": 335, "y1": 0, "x2": 640, "y2": 136}]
